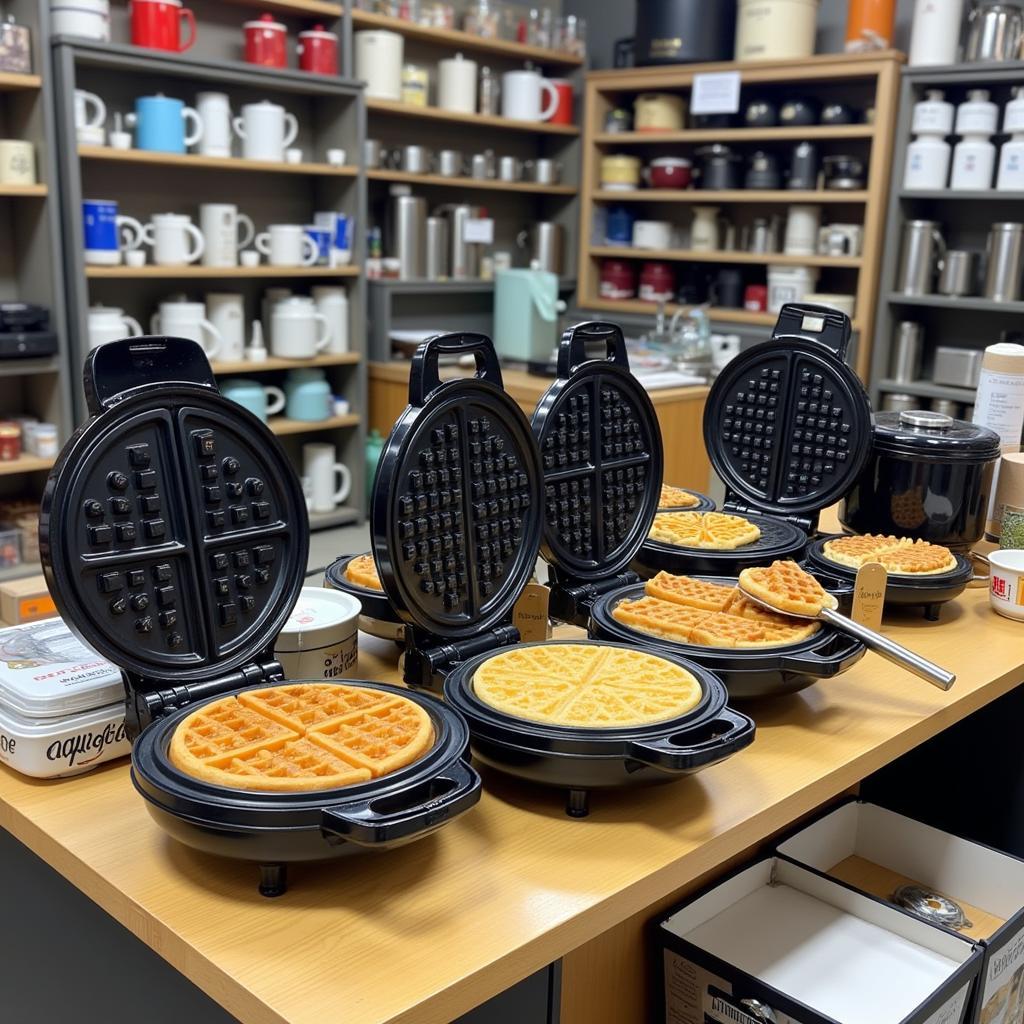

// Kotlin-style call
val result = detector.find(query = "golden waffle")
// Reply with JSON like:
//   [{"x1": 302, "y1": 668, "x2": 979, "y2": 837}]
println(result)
[
  {"x1": 612, "y1": 595, "x2": 712, "y2": 643},
  {"x1": 647, "y1": 571, "x2": 734, "y2": 611},
  {"x1": 344, "y1": 553, "x2": 383, "y2": 591},
  {"x1": 739, "y1": 560, "x2": 839, "y2": 617},
  {"x1": 472, "y1": 643, "x2": 703, "y2": 728},
  {"x1": 821, "y1": 534, "x2": 911, "y2": 568},
  {"x1": 822, "y1": 534, "x2": 955, "y2": 575},
  {"x1": 649, "y1": 511, "x2": 761, "y2": 550},
  {"x1": 170, "y1": 683, "x2": 434, "y2": 792},
  {"x1": 890, "y1": 489, "x2": 928, "y2": 530},
  {"x1": 658, "y1": 484, "x2": 700, "y2": 510},
  {"x1": 723, "y1": 589, "x2": 811, "y2": 628},
  {"x1": 690, "y1": 612, "x2": 814, "y2": 649}
]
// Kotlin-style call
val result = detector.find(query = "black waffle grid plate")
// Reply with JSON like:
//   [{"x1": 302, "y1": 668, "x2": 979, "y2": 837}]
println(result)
[
  {"x1": 705, "y1": 304, "x2": 873, "y2": 519},
  {"x1": 371, "y1": 333, "x2": 545, "y2": 639},
  {"x1": 39, "y1": 338, "x2": 308, "y2": 687},
  {"x1": 532, "y1": 322, "x2": 663, "y2": 582}
]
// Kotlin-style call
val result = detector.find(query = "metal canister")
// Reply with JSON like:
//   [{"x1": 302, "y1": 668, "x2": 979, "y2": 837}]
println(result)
[
  {"x1": 425, "y1": 216, "x2": 448, "y2": 280},
  {"x1": 387, "y1": 191, "x2": 427, "y2": 280},
  {"x1": 937, "y1": 249, "x2": 976, "y2": 296},
  {"x1": 984, "y1": 222, "x2": 1024, "y2": 301},
  {"x1": 439, "y1": 204, "x2": 485, "y2": 279},
  {"x1": 517, "y1": 222, "x2": 564, "y2": 275},
  {"x1": 965, "y1": 1, "x2": 1024, "y2": 61},
  {"x1": 932, "y1": 398, "x2": 963, "y2": 417},
  {"x1": 437, "y1": 149, "x2": 463, "y2": 177},
  {"x1": 881, "y1": 392, "x2": 920, "y2": 412},
  {"x1": 896, "y1": 220, "x2": 946, "y2": 295},
  {"x1": 890, "y1": 321, "x2": 924, "y2": 383},
  {"x1": 478, "y1": 65, "x2": 499, "y2": 116}
]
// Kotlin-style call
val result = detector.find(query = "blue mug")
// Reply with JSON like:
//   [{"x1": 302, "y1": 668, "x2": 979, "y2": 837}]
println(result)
[
  {"x1": 605, "y1": 204, "x2": 635, "y2": 245},
  {"x1": 220, "y1": 379, "x2": 286, "y2": 422},
  {"x1": 314, "y1": 211, "x2": 351, "y2": 263},
  {"x1": 304, "y1": 225, "x2": 331, "y2": 265},
  {"x1": 284, "y1": 368, "x2": 332, "y2": 422},
  {"x1": 128, "y1": 94, "x2": 202, "y2": 154},
  {"x1": 82, "y1": 199, "x2": 145, "y2": 266}
]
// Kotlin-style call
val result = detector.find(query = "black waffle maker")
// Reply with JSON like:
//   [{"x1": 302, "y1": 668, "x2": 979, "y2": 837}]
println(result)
[
  {"x1": 324, "y1": 553, "x2": 405, "y2": 642},
  {"x1": 634, "y1": 303, "x2": 874, "y2": 578},
  {"x1": 371, "y1": 331, "x2": 755, "y2": 817},
  {"x1": 39, "y1": 337, "x2": 481, "y2": 896}
]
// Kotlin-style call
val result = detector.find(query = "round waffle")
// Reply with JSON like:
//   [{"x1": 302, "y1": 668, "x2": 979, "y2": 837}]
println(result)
[
  {"x1": 659, "y1": 484, "x2": 700, "y2": 510},
  {"x1": 647, "y1": 571, "x2": 735, "y2": 611},
  {"x1": 472, "y1": 643, "x2": 702, "y2": 729},
  {"x1": 822, "y1": 534, "x2": 956, "y2": 575},
  {"x1": 170, "y1": 683, "x2": 435, "y2": 792},
  {"x1": 344, "y1": 553, "x2": 383, "y2": 592},
  {"x1": 649, "y1": 511, "x2": 761, "y2": 550},
  {"x1": 739, "y1": 560, "x2": 839, "y2": 617}
]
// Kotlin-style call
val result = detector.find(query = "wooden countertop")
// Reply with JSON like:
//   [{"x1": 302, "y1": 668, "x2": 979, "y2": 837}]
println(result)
[
  {"x1": 1, "y1": 579, "x2": 1021, "y2": 1024},
  {"x1": 368, "y1": 360, "x2": 712, "y2": 406}
]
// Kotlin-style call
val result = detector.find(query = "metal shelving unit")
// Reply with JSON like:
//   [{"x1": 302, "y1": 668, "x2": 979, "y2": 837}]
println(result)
[{"x1": 869, "y1": 60, "x2": 1024, "y2": 409}]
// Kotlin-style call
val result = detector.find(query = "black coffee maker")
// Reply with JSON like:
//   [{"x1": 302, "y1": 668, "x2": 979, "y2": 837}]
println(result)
[{"x1": 0, "y1": 303, "x2": 57, "y2": 358}]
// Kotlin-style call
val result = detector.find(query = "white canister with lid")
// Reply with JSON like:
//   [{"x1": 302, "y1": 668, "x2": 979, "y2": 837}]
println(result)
[
  {"x1": 0, "y1": 618, "x2": 129, "y2": 779},
  {"x1": 735, "y1": 0, "x2": 821, "y2": 61},
  {"x1": 437, "y1": 53, "x2": 478, "y2": 114},
  {"x1": 951, "y1": 89, "x2": 998, "y2": 190},
  {"x1": 904, "y1": 90, "x2": 954, "y2": 190},
  {"x1": 909, "y1": 0, "x2": 965, "y2": 66},
  {"x1": 50, "y1": 0, "x2": 110, "y2": 40},
  {"x1": 767, "y1": 264, "x2": 819, "y2": 312},
  {"x1": 998, "y1": 87, "x2": 1024, "y2": 190},
  {"x1": 354, "y1": 30, "x2": 403, "y2": 101},
  {"x1": 274, "y1": 588, "x2": 361, "y2": 680}
]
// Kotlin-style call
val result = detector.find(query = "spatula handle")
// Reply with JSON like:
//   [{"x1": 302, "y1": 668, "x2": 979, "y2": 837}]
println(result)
[{"x1": 820, "y1": 607, "x2": 955, "y2": 691}]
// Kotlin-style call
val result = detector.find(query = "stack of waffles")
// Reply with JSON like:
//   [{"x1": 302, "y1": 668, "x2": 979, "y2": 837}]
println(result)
[{"x1": 821, "y1": 535, "x2": 957, "y2": 576}]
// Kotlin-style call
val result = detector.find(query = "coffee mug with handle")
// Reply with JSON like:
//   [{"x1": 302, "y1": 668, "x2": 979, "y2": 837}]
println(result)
[
  {"x1": 129, "y1": 0, "x2": 196, "y2": 52},
  {"x1": 255, "y1": 224, "x2": 318, "y2": 267},
  {"x1": 501, "y1": 70, "x2": 559, "y2": 122},
  {"x1": 199, "y1": 203, "x2": 256, "y2": 268},
  {"x1": 151, "y1": 299, "x2": 222, "y2": 358},
  {"x1": 74, "y1": 89, "x2": 107, "y2": 132},
  {"x1": 302, "y1": 443, "x2": 352, "y2": 513},
  {"x1": 270, "y1": 296, "x2": 331, "y2": 358},
  {"x1": 128, "y1": 94, "x2": 202, "y2": 154},
  {"x1": 88, "y1": 305, "x2": 143, "y2": 349},
  {"x1": 82, "y1": 199, "x2": 145, "y2": 265},
  {"x1": 140, "y1": 212, "x2": 205, "y2": 266},
  {"x1": 232, "y1": 100, "x2": 298, "y2": 162},
  {"x1": 220, "y1": 378, "x2": 286, "y2": 423}
]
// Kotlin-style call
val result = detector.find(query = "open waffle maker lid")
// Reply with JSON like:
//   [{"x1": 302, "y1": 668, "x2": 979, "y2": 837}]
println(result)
[
  {"x1": 39, "y1": 337, "x2": 308, "y2": 721},
  {"x1": 704, "y1": 304, "x2": 873, "y2": 528},
  {"x1": 531, "y1": 321, "x2": 662, "y2": 582},
  {"x1": 370, "y1": 333, "x2": 545, "y2": 640}
]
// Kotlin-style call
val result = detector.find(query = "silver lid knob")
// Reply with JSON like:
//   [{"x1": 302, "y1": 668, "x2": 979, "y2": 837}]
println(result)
[{"x1": 898, "y1": 410, "x2": 953, "y2": 429}]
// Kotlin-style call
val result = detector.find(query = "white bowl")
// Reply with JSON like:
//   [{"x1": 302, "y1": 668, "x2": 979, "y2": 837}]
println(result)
[{"x1": 989, "y1": 548, "x2": 1024, "y2": 621}]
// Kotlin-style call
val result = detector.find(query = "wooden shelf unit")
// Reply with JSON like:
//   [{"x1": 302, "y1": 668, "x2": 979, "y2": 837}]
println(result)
[
  {"x1": 0, "y1": 71, "x2": 41, "y2": 90},
  {"x1": 0, "y1": 184, "x2": 47, "y2": 197},
  {"x1": 84, "y1": 265, "x2": 361, "y2": 279},
  {"x1": 367, "y1": 168, "x2": 576, "y2": 195},
  {"x1": 0, "y1": 455, "x2": 56, "y2": 476},
  {"x1": 366, "y1": 97, "x2": 580, "y2": 135},
  {"x1": 210, "y1": 353, "x2": 360, "y2": 374},
  {"x1": 579, "y1": 51, "x2": 905, "y2": 381},
  {"x1": 78, "y1": 145, "x2": 358, "y2": 177},
  {"x1": 268, "y1": 413, "x2": 360, "y2": 435},
  {"x1": 220, "y1": 0, "x2": 342, "y2": 18},
  {"x1": 590, "y1": 246, "x2": 862, "y2": 269}
]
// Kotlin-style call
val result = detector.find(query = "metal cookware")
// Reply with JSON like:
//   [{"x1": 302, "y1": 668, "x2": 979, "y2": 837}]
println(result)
[
  {"x1": 387, "y1": 191, "x2": 427, "y2": 279},
  {"x1": 938, "y1": 249, "x2": 976, "y2": 297},
  {"x1": 517, "y1": 221, "x2": 564, "y2": 275},
  {"x1": 896, "y1": 220, "x2": 946, "y2": 296},
  {"x1": 823, "y1": 154, "x2": 867, "y2": 189},
  {"x1": 425, "y1": 215, "x2": 448, "y2": 279},
  {"x1": 325, "y1": 554, "x2": 404, "y2": 641},
  {"x1": 697, "y1": 145, "x2": 742, "y2": 191},
  {"x1": 984, "y1": 222, "x2": 1024, "y2": 301},
  {"x1": 965, "y1": 1, "x2": 1024, "y2": 61},
  {"x1": 889, "y1": 321, "x2": 924, "y2": 383},
  {"x1": 437, "y1": 203, "x2": 485, "y2": 279},
  {"x1": 525, "y1": 157, "x2": 561, "y2": 184},
  {"x1": 469, "y1": 150, "x2": 495, "y2": 180},
  {"x1": 498, "y1": 155, "x2": 523, "y2": 182},
  {"x1": 437, "y1": 148, "x2": 464, "y2": 177},
  {"x1": 398, "y1": 144, "x2": 432, "y2": 175}
]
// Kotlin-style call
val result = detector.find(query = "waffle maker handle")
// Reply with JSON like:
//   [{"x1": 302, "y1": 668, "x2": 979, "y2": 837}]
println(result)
[
  {"x1": 319, "y1": 759, "x2": 481, "y2": 846},
  {"x1": 83, "y1": 336, "x2": 217, "y2": 415},
  {"x1": 626, "y1": 708, "x2": 754, "y2": 774},
  {"x1": 780, "y1": 633, "x2": 865, "y2": 677},
  {"x1": 771, "y1": 303, "x2": 853, "y2": 361},
  {"x1": 557, "y1": 320, "x2": 630, "y2": 378},
  {"x1": 409, "y1": 332, "x2": 504, "y2": 407}
]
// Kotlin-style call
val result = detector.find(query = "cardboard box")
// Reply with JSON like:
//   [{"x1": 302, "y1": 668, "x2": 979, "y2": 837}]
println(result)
[
  {"x1": 0, "y1": 575, "x2": 56, "y2": 625},
  {"x1": 660, "y1": 856, "x2": 981, "y2": 1024},
  {"x1": 777, "y1": 802, "x2": 1024, "y2": 1024}
]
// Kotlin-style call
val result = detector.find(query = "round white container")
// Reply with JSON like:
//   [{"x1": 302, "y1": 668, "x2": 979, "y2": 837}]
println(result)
[
  {"x1": 989, "y1": 549, "x2": 1024, "y2": 621},
  {"x1": 735, "y1": 0, "x2": 820, "y2": 62},
  {"x1": 909, "y1": 0, "x2": 965, "y2": 66},
  {"x1": 354, "y1": 30, "x2": 403, "y2": 101},
  {"x1": 51, "y1": 0, "x2": 110, "y2": 41},
  {"x1": 632, "y1": 219, "x2": 673, "y2": 250},
  {"x1": 767, "y1": 264, "x2": 819, "y2": 312},
  {"x1": 274, "y1": 587, "x2": 361, "y2": 680},
  {"x1": 437, "y1": 53, "x2": 478, "y2": 114}
]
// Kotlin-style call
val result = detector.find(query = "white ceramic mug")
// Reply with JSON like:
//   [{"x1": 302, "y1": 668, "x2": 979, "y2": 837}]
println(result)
[
  {"x1": 990, "y1": 549, "x2": 1024, "y2": 621},
  {"x1": 271, "y1": 296, "x2": 330, "y2": 358},
  {"x1": 151, "y1": 299, "x2": 222, "y2": 358},
  {"x1": 632, "y1": 219, "x2": 673, "y2": 250},
  {"x1": 302, "y1": 443, "x2": 352, "y2": 513},
  {"x1": 195, "y1": 91, "x2": 232, "y2": 158},
  {"x1": 438, "y1": 53, "x2": 477, "y2": 113},
  {"x1": 255, "y1": 224, "x2": 317, "y2": 267},
  {"x1": 141, "y1": 213, "x2": 205, "y2": 266},
  {"x1": 311, "y1": 286, "x2": 349, "y2": 354},
  {"x1": 52, "y1": 0, "x2": 110, "y2": 40},
  {"x1": 88, "y1": 305, "x2": 142, "y2": 349},
  {"x1": 0, "y1": 141, "x2": 35, "y2": 185},
  {"x1": 74, "y1": 89, "x2": 106, "y2": 131},
  {"x1": 205, "y1": 293, "x2": 245, "y2": 361},
  {"x1": 232, "y1": 101, "x2": 298, "y2": 162},
  {"x1": 199, "y1": 203, "x2": 255, "y2": 268},
  {"x1": 501, "y1": 70, "x2": 559, "y2": 122}
]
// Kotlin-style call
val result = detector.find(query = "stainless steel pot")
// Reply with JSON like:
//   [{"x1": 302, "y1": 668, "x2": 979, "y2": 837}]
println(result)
[
  {"x1": 498, "y1": 155, "x2": 523, "y2": 182},
  {"x1": 437, "y1": 204, "x2": 485, "y2": 279},
  {"x1": 965, "y1": 1, "x2": 1024, "y2": 61},
  {"x1": 517, "y1": 221, "x2": 564, "y2": 275},
  {"x1": 399, "y1": 144, "x2": 433, "y2": 174},
  {"x1": 469, "y1": 150, "x2": 495, "y2": 180},
  {"x1": 437, "y1": 149, "x2": 463, "y2": 177},
  {"x1": 525, "y1": 157, "x2": 562, "y2": 184}
]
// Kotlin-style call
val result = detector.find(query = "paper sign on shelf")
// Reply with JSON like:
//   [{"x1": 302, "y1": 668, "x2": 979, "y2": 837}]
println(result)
[
  {"x1": 513, "y1": 583, "x2": 550, "y2": 642},
  {"x1": 463, "y1": 218, "x2": 494, "y2": 244},
  {"x1": 852, "y1": 562, "x2": 886, "y2": 631},
  {"x1": 690, "y1": 72, "x2": 742, "y2": 115}
]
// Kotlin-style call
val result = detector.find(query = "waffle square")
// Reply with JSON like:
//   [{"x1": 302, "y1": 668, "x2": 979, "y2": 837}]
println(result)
[
  {"x1": 659, "y1": 484, "x2": 700, "y2": 509},
  {"x1": 690, "y1": 612, "x2": 813, "y2": 649},
  {"x1": 647, "y1": 571, "x2": 735, "y2": 611},
  {"x1": 170, "y1": 684, "x2": 434, "y2": 792},
  {"x1": 649, "y1": 511, "x2": 761, "y2": 550},
  {"x1": 822, "y1": 534, "x2": 956, "y2": 575},
  {"x1": 344, "y1": 553, "x2": 383, "y2": 591},
  {"x1": 739, "y1": 560, "x2": 839, "y2": 617},
  {"x1": 611, "y1": 596, "x2": 712, "y2": 642}
]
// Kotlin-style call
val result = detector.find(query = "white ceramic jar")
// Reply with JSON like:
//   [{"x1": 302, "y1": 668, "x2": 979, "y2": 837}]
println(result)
[
  {"x1": 951, "y1": 90, "x2": 998, "y2": 191},
  {"x1": 736, "y1": 0, "x2": 821, "y2": 61},
  {"x1": 354, "y1": 30, "x2": 403, "y2": 101},
  {"x1": 88, "y1": 305, "x2": 143, "y2": 349},
  {"x1": 273, "y1": 588, "x2": 360, "y2": 679},
  {"x1": 904, "y1": 90, "x2": 954, "y2": 190},
  {"x1": 51, "y1": 0, "x2": 110, "y2": 41},
  {"x1": 438, "y1": 52, "x2": 478, "y2": 113}
]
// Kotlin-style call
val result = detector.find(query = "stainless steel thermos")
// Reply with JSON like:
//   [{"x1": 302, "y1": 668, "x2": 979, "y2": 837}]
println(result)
[
  {"x1": 984, "y1": 222, "x2": 1024, "y2": 301},
  {"x1": 890, "y1": 321, "x2": 924, "y2": 383},
  {"x1": 896, "y1": 220, "x2": 946, "y2": 295}
]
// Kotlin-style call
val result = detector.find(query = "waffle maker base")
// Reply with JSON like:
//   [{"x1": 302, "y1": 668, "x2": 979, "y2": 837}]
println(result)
[
  {"x1": 324, "y1": 554, "x2": 406, "y2": 643},
  {"x1": 588, "y1": 579, "x2": 866, "y2": 700},
  {"x1": 805, "y1": 536, "x2": 976, "y2": 621},
  {"x1": 442, "y1": 640, "x2": 754, "y2": 817},
  {"x1": 131, "y1": 680, "x2": 480, "y2": 896},
  {"x1": 632, "y1": 513, "x2": 810, "y2": 579}
]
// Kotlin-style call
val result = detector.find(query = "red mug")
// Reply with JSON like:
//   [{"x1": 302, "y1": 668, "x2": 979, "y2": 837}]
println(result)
[
  {"x1": 130, "y1": 0, "x2": 195, "y2": 52},
  {"x1": 298, "y1": 25, "x2": 338, "y2": 75},
  {"x1": 549, "y1": 79, "x2": 574, "y2": 125},
  {"x1": 744, "y1": 284, "x2": 768, "y2": 311},
  {"x1": 244, "y1": 13, "x2": 287, "y2": 68}
]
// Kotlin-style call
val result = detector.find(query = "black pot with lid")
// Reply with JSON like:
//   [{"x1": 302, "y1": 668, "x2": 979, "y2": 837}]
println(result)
[
  {"x1": 630, "y1": 0, "x2": 736, "y2": 65},
  {"x1": 697, "y1": 145, "x2": 742, "y2": 191},
  {"x1": 840, "y1": 409, "x2": 1001, "y2": 550},
  {"x1": 39, "y1": 337, "x2": 481, "y2": 895}
]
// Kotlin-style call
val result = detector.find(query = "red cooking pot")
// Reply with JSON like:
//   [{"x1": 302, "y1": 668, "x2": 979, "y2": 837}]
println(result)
[
  {"x1": 244, "y1": 12, "x2": 287, "y2": 68},
  {"x1": 130, "y1": 0, "x2": 195, "y2": 52},
  {"x1": 600, "y1": 258, "x2": 637, "y2": 300},
  {"x1": 298, "y1": 24, "x2": 339, "y2": 75},
  {"x1": 643, "y1": 157, "x2": 693, "y2": 190}
]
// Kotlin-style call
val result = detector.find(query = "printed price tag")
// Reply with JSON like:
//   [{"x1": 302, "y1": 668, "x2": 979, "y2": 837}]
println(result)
[
  {"x1": 691, "y1": 71, "x2": 742, "y2": 115},
  {"x1": 513, "y1": 583, "x2": 550, "y2": 641},
  {"x1": 852, "y1": 562, "x2": 886, "y2": 631},
  {"x1": 463, "y1": 218, "x2": 494, "y2": 244}
]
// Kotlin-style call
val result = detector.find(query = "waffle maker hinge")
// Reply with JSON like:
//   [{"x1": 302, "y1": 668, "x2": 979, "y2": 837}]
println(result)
[
  {"x1": 403, "y1": 626, "x2": 521, "y2": 689},
  {"x1": 546, "y1": 566, "x2": 640, "y2": 628},
  {"x1": 123, "y1": 657, "x2": 286, "y2": 738},
  {"x1": 722, "y1": 494, "x2": 816, "y2": 537}
]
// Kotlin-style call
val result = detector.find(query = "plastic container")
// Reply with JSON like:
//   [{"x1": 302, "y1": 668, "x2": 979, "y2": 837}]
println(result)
[
  {"x1": 735, "y1": 0, "x2": 820, "y2": 61},
  {"x1": 599, "y1": 258, "x2": 636, "y2": 299},
  {"x1": 766, "y1": 264, "x2": 819, "y2": 312},
  {"x1": 998, "y1": 87, "x2": 1024, "y2": 190},
  {"x1": 903, "y1": 90, "x2": 953, "y2": 190},
  {"x1": 0, "y1": 617, "x2": 129, "y2": 778},
  {"x1": 845, "y1": 0, "x2": 896, "y2": 52},
  {"x1": 951, "y1": 89, "x2": 998, "y2": 191},
  {"x1": 638, "y1": 261, "x2": 674, "y2": 302},
  {"x1": 273, "y1": 586, "x2": 361, "y2": 680},
  {"x1": 0, "y1": 422, "x2": 20, "y2": 461}
]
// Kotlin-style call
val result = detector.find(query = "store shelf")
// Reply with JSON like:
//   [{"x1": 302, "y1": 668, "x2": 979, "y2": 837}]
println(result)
[
  {"x1": 367, "y1": 98, "x2": 579, "y2": 135},
  {"x1": 268, "y1": 413, "x2": 360, "y2": 436},
  {"x1": 887, "y1": 293, "x2": 1024, "y2": 315},
  {"x1": 877, "y1": 378, "x2": 977, "y2": 402},
  {"x1": 86, "y1": 265, "x2": 360, "y2": 279},
  {"x1": 78, "y1": 146, "x2": 357, "y2": 177},
  {"x1": 351, "y1": 9, "x2": 583, "y2": 67},
  {"x1": 210, "y1": 353, "x2": 360, "y2": 374},
  {"x1": 367, "y1": 168, "x2": 576, "y2": 195},
  {"x1": 592, "y1": 189, "x2": 869, "y2": 204},
  {"x1": 221, "y1": 0, "x2": 342, "y2": 16},
  {"x1": 589, "y1": 246, "x2": 862, "y2": 268},
  {"x1": 0, "y1": 184, "x2": 47, "y2": 197},
  {"x1": 308, "y1": 506, "x2": 362, "y2": 531},
  {"x1": 900, "y1": 189, "x2": 1024, "y2": 201},
  {"x1": 593, "y1": 125, "x2": 876, "y2": 146},
  {"x1": 0, "y1": 455, "x2": 56, "y2": 476},
  {"x1": 0, "y1": 72, "x2": 41, "y2": 90},
  {"x1": 369, "y1": 276, "x2": 575, "y2": 293}
]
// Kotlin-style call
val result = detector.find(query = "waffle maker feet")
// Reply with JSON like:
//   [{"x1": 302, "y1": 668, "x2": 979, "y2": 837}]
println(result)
[
  {"x1": 259, "y1": 863, "x2": 288, "y2": 897},
  {"x1": 567, "y1": 789, "x2": 590, "y2": 818},
  {"x1": 924, "y1": 604, "x2": 941, "y2": 622}
]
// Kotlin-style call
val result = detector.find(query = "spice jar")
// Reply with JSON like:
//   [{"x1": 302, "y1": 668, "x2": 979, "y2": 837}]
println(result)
[{"x1": 0, "y1": 422, "x2": 21, "y2": 461}]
